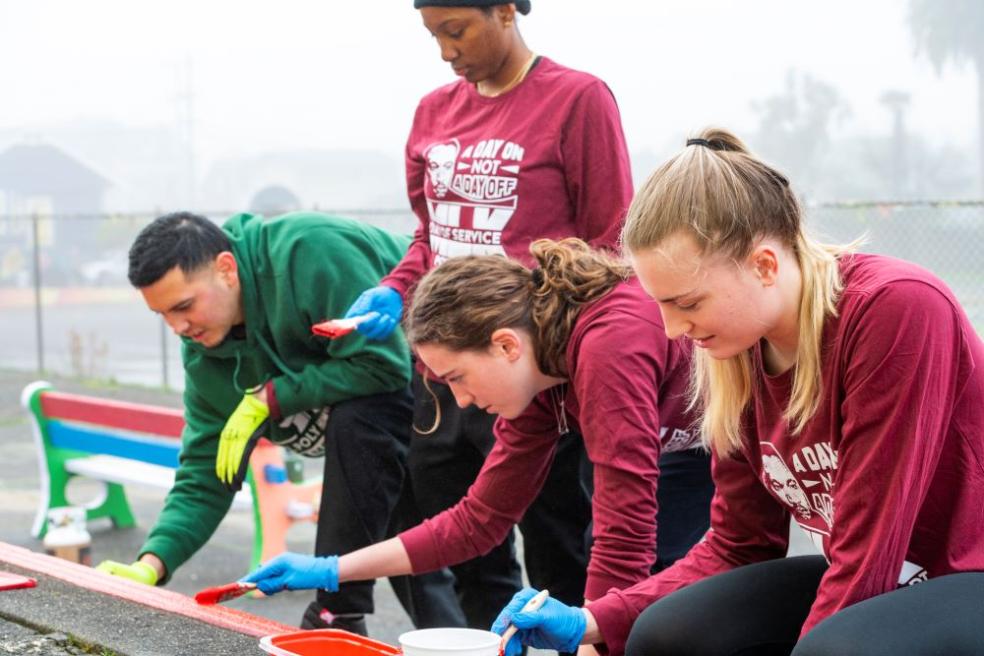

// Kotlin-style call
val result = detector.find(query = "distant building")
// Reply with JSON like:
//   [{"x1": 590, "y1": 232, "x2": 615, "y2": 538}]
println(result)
[
  {"x1": 248, "y1": 184, "x2": 302, "y2": 216},
  {"x1": 0, "y1": 142, "x2": 112, "y2": 284},
  {"x1": 0, "y1": 142, "x2": 111, "y2": 217},
  {"x1": 200, "y1": 149, "x2": 407, "y2": 213}
]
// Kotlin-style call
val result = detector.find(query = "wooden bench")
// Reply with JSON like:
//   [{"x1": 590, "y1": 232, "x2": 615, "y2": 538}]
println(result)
[{"x1": 22, "y1": 380, "x2": 322, "y2": 570}]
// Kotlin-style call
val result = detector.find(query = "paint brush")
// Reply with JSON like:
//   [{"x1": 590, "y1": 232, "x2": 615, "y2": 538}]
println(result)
[
  {"x1": 499, "y1": 589, "x2": 550, "y2": 655},
  {"x1": 0, "y1": 572, "x2": 36, "y2": 591},
  {"x1": 194, "y1": 581, "x2": 257, "y2": 605},
  {"x1": 311, "y1": 314, "x2": 371, "y2": 339}
]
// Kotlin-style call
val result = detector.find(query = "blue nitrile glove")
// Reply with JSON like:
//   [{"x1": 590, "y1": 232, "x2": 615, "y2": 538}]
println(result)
[
  {"x1": 240, "y1": 552, "x2": 339, "y2": 596},
  {"x1": 491, "y1": 588, "x2": 587, "y2": 656},
  {"x1": 344, "y1": 286, "x2": 403, "y2": 341}
]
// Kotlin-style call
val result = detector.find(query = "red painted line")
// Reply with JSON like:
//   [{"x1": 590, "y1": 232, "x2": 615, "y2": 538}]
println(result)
[
  {"x1": 41, "y1": 392, "x2": 185, "y2": 438},
  {"x1": 0, "y1": 542, "x2": 294, "y2": 638}
]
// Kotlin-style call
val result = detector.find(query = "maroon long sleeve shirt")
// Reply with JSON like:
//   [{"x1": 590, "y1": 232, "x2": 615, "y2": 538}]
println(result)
[{"x1": 587, "y1": 254, "x2": 984, "y2": 655}]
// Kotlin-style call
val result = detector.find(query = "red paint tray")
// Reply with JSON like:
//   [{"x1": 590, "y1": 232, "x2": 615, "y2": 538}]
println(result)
[{"x1": 259, "y1": 629, "x2": 400, "y2": 656}]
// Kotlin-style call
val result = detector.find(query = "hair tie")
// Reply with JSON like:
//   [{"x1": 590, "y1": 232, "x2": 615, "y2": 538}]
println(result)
[
  {"x1": 687, "y1": 138, "x2": 712, "y2": 148},
  {"x1": 530, "y1": 268, "x2": 545, "y2": 287}
]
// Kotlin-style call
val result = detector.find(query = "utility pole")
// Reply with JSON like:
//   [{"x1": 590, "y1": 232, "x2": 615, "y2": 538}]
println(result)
[
  {"x1": 175, "y1": 57, "x2": 196, "y2": 209},
  {"x1": 880, "y1": 90, "x2": 911, "y2": 200}
]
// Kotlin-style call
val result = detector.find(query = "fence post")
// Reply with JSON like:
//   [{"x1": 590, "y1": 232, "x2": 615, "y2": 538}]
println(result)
[{"x1": 31, "y1": 213, "x2": 44, "y2": 375}]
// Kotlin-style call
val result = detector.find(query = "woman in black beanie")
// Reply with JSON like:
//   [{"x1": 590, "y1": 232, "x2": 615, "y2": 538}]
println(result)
[{"x1": 338, "y1": 0, "x2": 714, "y2": 636}]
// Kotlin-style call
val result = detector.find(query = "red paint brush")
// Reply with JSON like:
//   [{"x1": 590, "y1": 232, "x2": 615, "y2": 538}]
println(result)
[
  {"x1": 311, "y1": 314, "x2": 371, "y2": 339},
  {"x1": 0, "y1": 572, "x2": 36, "y2": 591},
  {"x1": 194, "y1": 581, "x2": 257, "y2": 605}
]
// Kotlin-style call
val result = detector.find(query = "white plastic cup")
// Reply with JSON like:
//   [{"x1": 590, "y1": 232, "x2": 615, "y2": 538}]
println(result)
[{"x1": 398, "y1": 628, "x2": 501, "y2": 656}]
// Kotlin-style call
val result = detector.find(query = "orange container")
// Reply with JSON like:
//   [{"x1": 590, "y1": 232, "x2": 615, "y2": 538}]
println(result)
[{"x1": 259, "y1": 629, "x2": 401, "y2": 656}]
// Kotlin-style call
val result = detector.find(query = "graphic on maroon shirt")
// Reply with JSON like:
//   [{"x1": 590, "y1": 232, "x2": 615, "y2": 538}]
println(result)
[
  {"x1": 423, "y1": 136, "x2": 525, "y2": 264},
  {"x1": 660, "y1": 426, "x2": 700, "y2": 453},
  {"x1": 761, "y1": 451, "x2": 814, "y2": 521},
  {"x1": 760, "y1": 441, "x2": 838, "y2": 554},
  {"x1": 760, "y1": 441, "x2": 930, "y2": 586}
]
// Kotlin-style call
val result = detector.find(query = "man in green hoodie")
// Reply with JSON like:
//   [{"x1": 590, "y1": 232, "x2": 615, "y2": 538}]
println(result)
[{"x1": 96, "y1": 211, "x2": 464, "y2": 634}]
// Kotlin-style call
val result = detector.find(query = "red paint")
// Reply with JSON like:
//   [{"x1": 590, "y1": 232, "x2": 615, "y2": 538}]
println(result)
[
  {"x1": 311, "y1": 319, "x2": 357, "y2": 339},
  {"x1": 260, "y1": 629, "x2": 399, "y2": 656},
  {"x1": 40, "y1": 392, "x2": 185, "y2": 438},
  {"x1": 195, "y1": 581, "x2": 257, "y2": 605},
  {"x1": 0, "y1": 542, "x2": 293, "y2": 638},
  {"x1": 0, "y1": 571, "x2": 36, "y2": 591}
]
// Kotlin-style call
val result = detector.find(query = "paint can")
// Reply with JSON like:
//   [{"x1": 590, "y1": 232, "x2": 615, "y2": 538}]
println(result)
[
  {"x1": 42, "y1": 506, "x2": 91, "y2": 566},
  {"x1": 259, "y1": 628, "x2": 399, "y2": 656},
  {"x1": 398, "y1": 628, "x2": 501, "y2": 656}
]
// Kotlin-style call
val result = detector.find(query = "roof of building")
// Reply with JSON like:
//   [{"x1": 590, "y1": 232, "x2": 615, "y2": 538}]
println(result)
[{"x1": 0, "y1": 142, "x2": 111, "y2": 195}]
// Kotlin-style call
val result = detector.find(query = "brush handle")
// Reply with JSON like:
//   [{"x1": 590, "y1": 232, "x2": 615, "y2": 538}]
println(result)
[{"x1": 500, "y1": 589, "x2": 550, "y2": 647}]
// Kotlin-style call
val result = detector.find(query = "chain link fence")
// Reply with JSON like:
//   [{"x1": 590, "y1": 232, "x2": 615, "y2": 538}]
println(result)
[{"x1": 0, "y1": 203, "x2": 980, "y2": 390}]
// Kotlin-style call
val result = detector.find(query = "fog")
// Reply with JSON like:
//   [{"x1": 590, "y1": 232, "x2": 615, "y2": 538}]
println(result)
[{"x1": 0, "y1": 0, "x2": 979, "y2": 211}]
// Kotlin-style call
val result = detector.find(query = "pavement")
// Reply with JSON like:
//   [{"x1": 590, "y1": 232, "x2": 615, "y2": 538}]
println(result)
[
  {"x1": 0, "y1": 555, "x2": 274, "y2": 656},
  {"x1": 0, "y1": 368, "x2": 417, "y2": 654}
]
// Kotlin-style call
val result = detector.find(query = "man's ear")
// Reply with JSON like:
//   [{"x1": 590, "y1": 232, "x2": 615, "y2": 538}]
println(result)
[
  {"x1": 747, "y1": 243, "x2": 779, "y2": 287},
  {"x1": 489, "y1": 328, "x2": 523, "y2": 362},
  {"x1": 214, "y1": 251, "x2": 239, "y2": 287}
]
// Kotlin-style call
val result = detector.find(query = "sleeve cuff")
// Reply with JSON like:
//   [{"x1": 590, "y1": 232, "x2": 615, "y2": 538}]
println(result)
[
  {"x1": 265, "y1": 381, "x2": 281, "y2": 421},
  {"x1": 398, "y1": 521, "x2": 445, "y2": 574},
  {"x1": 379, "y1": 276, "x2": 409, "y2": 299},
  {"x1": 585, "y1": 592, "x2": 637, "y2": 656}
]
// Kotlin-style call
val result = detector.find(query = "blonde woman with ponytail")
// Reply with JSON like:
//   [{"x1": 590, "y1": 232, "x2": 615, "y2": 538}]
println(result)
[
  {"x1": 241, "y1": 239, "x2": 715, "y2": 653},
  {"x1": 501, "y1": 129, "x2": 984, "y2": 656}
]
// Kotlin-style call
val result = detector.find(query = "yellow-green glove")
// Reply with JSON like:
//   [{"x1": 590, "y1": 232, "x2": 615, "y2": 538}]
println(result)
[
  {"x1": 216, "y1": 393, "x2": 269, "y2": 491},
  {"x1": 96, "y1": 560, "x2": 159, "y2": 586}
]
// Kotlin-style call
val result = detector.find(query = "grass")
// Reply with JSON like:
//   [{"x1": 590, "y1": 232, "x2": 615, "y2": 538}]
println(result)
[{"x1": 67, "y1": 634, "x2": 121, "y2": 655}]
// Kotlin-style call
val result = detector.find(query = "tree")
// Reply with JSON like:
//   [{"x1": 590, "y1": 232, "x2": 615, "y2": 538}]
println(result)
[
  {"x1": 750, "y1": 69, "x2": 851, "y2": 200},
  {"x1": 909, "y1": 0, "x2": 984, "y2": 194}
]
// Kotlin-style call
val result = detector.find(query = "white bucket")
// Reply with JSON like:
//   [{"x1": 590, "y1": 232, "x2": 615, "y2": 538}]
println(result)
[{"x1": 398, "y1": 628, "x2": 501, "y2": 656}]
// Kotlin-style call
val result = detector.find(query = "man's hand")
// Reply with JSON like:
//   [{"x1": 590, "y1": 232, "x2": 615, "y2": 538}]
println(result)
[
  {"x1": 240, "y1": 552, "x2": 339, "y2": 596},
  {"x1": 95, "y1": 560, "x2": 159, "y2": 586},
  {"x1": 216, "y1": 393, "x2": 269, "y2": 490},
  {"x1": 492, "y1": 588, "x2": 587, "y2": 656},
  {"x1": 343, "y1": 286, "x2": 403, "y2": 341}
]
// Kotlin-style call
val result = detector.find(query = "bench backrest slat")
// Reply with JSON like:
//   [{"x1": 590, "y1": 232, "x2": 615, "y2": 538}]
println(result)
[
  {"x1": 48, "y1": 421, "x2": 182, "y2": 468},
  {"x1": 40, "y1": 392, "x2": 184, "y2": 438}
]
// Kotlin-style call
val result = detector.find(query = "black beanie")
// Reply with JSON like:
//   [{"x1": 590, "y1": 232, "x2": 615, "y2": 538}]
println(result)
[{"x1": 413, "y1": 0, "x2": 531, "y2": 15}]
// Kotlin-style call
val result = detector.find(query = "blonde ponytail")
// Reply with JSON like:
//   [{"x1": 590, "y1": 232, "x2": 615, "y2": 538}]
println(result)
[{"x1": 623, "y1": 127, "x2": 852, "y2": 455}]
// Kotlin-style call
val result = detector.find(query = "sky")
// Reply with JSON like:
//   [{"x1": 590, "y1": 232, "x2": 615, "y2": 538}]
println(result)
[{"x1": 0, "y1": 0, "x2": 977, "y2": 178}]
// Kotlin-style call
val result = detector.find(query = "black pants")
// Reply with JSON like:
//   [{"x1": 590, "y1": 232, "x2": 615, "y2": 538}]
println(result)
[
  {"x1": 409, "y1": 373, "x2": 592, "y2": 629},
  {"x1": 626, "y1": 555, "x2": 984, "y2": 656},
  {"x1": 306, "y1": 387, "x2": 466, "y2": 628},
  {"x1": 651, "y1": 448, "x2": 714, "y2": 572}
]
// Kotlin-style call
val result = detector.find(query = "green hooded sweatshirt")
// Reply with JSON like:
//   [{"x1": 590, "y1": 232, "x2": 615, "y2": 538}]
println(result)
[{"x1": 140, "y1": 212, "x2": 411, "y2": 580}]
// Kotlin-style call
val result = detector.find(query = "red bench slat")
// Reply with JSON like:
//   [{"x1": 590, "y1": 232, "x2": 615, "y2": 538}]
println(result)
[
  {"x1": 40, "y1": 392, "x2": 185, "y2": 438},
  {"x1": 0, "y1": 541, "x2": 294, "y2": 638}
]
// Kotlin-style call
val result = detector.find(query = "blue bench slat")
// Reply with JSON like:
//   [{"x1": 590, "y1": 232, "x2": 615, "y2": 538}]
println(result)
[{"x1": 48, "y1": 420, "x2": 181, "y2": 469}]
